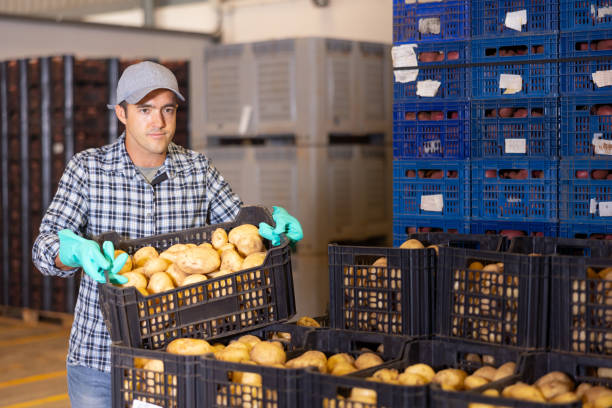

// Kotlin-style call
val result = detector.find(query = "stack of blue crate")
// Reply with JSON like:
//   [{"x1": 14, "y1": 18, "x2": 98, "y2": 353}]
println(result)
[
  {"x1": 392, "y1": 0, "x2": 471, "y2": 245},
  {"x1": 558, "y1": 3, "x2": 612, "y2": 239},
  {"x1": 468, "y1": 0, "x2": 561, "y2": 237}
]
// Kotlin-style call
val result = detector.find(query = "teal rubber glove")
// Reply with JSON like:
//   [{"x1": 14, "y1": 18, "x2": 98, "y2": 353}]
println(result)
[
  {"x1": 58, "y1": 229, "x2": 128, "y2": 284},
  {"x1": 258, "y1": 206, "x2": 303, "y2": 246}
]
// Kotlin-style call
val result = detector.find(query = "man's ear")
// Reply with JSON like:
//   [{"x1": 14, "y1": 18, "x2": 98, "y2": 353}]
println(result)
[{"x1": 115, "y1": 104, "x2": 127, "y2": 125}]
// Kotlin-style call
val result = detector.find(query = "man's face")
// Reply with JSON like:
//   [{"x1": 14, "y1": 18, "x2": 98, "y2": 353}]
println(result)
[{"x1": 115, "y1": 89, "x2": 178, "y2": 166}]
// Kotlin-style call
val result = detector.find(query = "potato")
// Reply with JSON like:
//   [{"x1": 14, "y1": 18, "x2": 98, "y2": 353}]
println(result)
[
  {"x1": 166, "y1": 338, "x2": 213, "y2": 355},
  {"x1": 537, "y1": 380, "x2": 573, "y2": 400},
  {"x1": 216, "y1": 243, "x2": 235, "y2": 255},
  {"x1": 143, "y1": 257, "x2": 171, "y2": 278},
  {"x1": 207, "y1": 270, "x2": 232, "y2": 279},
  {"x1": 417, "y1": 111, "x2": 431, "y2": 121},
  {"x1": 482, "y1": 263, "x2": 501, "y2": 273},
  {"x1": 136, "y1": 287, "x2": 149, "y2": 296},
  {"x1": 250, "y1": 341, "x2": 286, "y2": 366},
  {"x1": 584, "y1": 386, "x2": 612, "y2": 404},
  {"x1": 499, "y1": 107, "x2": 514, "y2": 118},
  {"x1": 597, "y1": 367, "x2": 612, "y2": 378},
  {"x1": 215, "y1": 344, "x2": 250, "y2": 363},
  {"x1": 430, "y1": 111, "x2": 444, "y2": 121},
  {"x1": 485, "y1": 170, "x2": 497, "y2": 178},
  {"x1": 576, "y1": 383, "x2": 593, "y2": 400},
  {"x1": 433, "y1": 368, "x2": 468, "y2": 391},
  {"x1": 133, "y1": 246, "x2": 159, "y2": 267},
  {"x1": 502, "y1": 383, "x2": 545, "y2": 402},
  {"x1": 241, "y1": 252, "x2": 266, "y2": 270},
  {"x1": 349, "y1": 388, "x2": 377, "y2": 404},
  {"x1": 327, "y1": 353, "x2": 355, "y2": 372},
  {"x1": 220, "y1": 248, "x2": 244, "y2": 272},
  {"x1": 597, "y1": 105, "x2": 612, "y2": 116},
  {"x1": 399, "y1": 239, "x2": 425, "y2": 249},
  {"x1": 405, "y1": 112, "x2": 417, "y2": 120},
  {"x1": 180, "y1": 273, "x2": 207, "y2": 286},
  {"x1": 296, "y1": 316, "x2": 321, "y2": 328},
  {"x1": 469, "y1": 261, "x2": 484, "y2": 270},
  {"x1": 147, "y1": 272, "x2": 174, "y2": 294},
  {"x1": 114, "y1": 250, "x2": 133, "y2": 273},
  {"x1": 371, "y1": 368, "x2": 399, "y2": 383},
  {"x1": 535, "y1": 371, "x2": 574, "y2": 388},
  {"x1": 236, "y1": 334, "x2": 261, "y2": 351},
  {"x1": 464, "y1": 375, "x2": 489, "y2": 390},
  {"x1": 165, "y1": 263, "x2": 187, "y2": 286},
  {"x1": 419, "y1": 51, "x2": 439, "y2": 62},
  {"x1": 597, "y1": 39, "x2": 612, "y2": 51},
  {"x1": 592, "y1": 170, "x2": 609, "y2": 180},
  {"x1": 354, "y1": 353, "x2": 383, "y2": 370},
  {"x1": 198, "y1": 242, "x2": 213, "y2": 249},
  {"x1": 398, "y1": 372, "x2": 428, "y2": 386},
  {"x1": 228, "y1": 224, "x2": 259, "y2": 243},
  {"x1": 427, "y1": 245, "x2": 439, "y2": 255},
  {"x1": 449, "y1": 111, "x2": 459, "y2": 119},
  {"x1": 472, "y1": 366, "x2": 497, "y2": 382},
  {"x1": 120, "y1": 271, "x2": 148, "y2": 289},
  {"x1": 403, "y1": 363, "x2": 435, "y2": 383},
  {"x1": 177, "y1": 247, "x2": 220, "y2": 274},
  {"x1": 332, "y1": 363, "x2": 358, "y2": 376},
  {"x1": 159, "y1": 243, "x2": 190, "y2": 263},
  {"x1": 550, "y1": 392, "x2": 579, "y2": 403},
  {"x1": 143, "y1": 359, "x2": 164, "y2": 372},
  {"x1": 234, "y1": 234, "x2": 265, "y2": 257},
  {"x1": 286, "y1": 350, "x2": 327, "y2": 372},
  {"x1": 513, "y1": 108, "x2": 527, "y2": 118},
  {"x1": 595, "y1": 394, "x2": 612, "y2": 408},
  {"x1": 447, "y1": 51, "x2": 459, "y2": 60},
  {"x1": 211, "y1": 228, "x2": 228, "y2": 249},
  {"x1": 493, "y1": 362, "x2": 516, "y2": 381}
]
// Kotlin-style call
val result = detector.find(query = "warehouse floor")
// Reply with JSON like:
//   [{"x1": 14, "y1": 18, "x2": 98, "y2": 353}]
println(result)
[{"x1": 0, "y1": 316, "x2": 71, "y2": 408}]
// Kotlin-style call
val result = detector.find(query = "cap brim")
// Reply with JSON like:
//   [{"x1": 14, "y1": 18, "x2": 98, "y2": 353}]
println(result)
[{"x1": 125, "y1": 86, "x2": 185, "y2": 104}]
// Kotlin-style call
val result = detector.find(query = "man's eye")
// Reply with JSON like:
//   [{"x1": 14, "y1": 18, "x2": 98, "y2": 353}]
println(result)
[
  {"x1": 164, "y1": 107, "x2": 176, "y2": 114},
  {"x1": 139, "y1": 108, "x2": 150, "y2": 114}
]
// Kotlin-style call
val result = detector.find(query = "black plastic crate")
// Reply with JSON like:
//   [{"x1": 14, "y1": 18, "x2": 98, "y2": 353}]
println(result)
[
  {"x1": 440, "y1": 352, "x2": 612, "y2": 407},
  {"x1": 436, "y1": 246, "x2": 549, "y2": 349},
  {"x1": 306, "y1": 338, "x2": 525, "y2": 408},
  {"x1": 508, "y1": 236, "x2": 612, "y2": 258},
  {"x1": 550, "y1": 255, "x2": 612, "y2": 355},
  {"x1": 328, "y1": 235, "x2": 504, "y2": 337},
  {"x1": 199, "y1": 326, "x2": 410, "y2": 408},
  {"x1": 98, "y1": 206, "x2": 296, "y2": 349}
]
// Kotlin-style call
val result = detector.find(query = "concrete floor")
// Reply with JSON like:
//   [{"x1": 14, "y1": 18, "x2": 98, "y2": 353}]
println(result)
[{"x1": 0, "y1": 316, "x2": 71, "y2": 408}]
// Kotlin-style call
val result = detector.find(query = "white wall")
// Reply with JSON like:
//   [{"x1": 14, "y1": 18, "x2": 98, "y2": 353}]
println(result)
[{"x1": 83, "y1": 0, "x2": 393, "y2": 44}]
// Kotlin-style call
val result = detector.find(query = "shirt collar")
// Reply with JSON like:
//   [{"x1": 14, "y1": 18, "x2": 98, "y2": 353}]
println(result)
[{"x1": 103, "y1": 132, "x2": 193, "y2": 180}]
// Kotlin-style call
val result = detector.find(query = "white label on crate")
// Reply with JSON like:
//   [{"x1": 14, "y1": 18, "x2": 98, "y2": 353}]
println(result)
[
  {"x1": 592, "y1": 70, "x2": 612, "y2": 88},
  {"x1": 238, "y1": 105, "x2": 252, "y2": 135},
  {"x1": 416, "y1": 80, "x2": 441, "y2": 97},
  {"x1": 423, "y1": 139, "x2": 442, "y2": 153},
  {"x1": 505, "y1": 139, "x2": 527, "y2": 154},
  {"x1": 418, "y1": 17, "x2": 441, "y2": 34},
  {"x1": 420, "y1": 194, "x2": 444, "y2": 212},
  {"x1": 133, "y1": 400, "x2": 163, "y2": 408},
  {"x1": 590, "y1": 198, "x2": 598, "y2": 214},
  {"x1": 593, "y1": 134, "x2": 612, "y2": 155},
  {"x1": 599, "y1": 202, "x2": 612, "y2": 217},
  {"x1": 499, "y1": 74, "x2": 522, "y2": 94},
  {"x1": 598, "y1": 6, "x2": 612, "y2": 18},
  {"x1": 506, "y1": 197, "x2": 522, "y2": 203},
  {"x1": 505, "y1": 10, "x2": 527, "y2": 31},
  {"x1": 391, "y1": 44, "x2": 419, "y2": 83}
]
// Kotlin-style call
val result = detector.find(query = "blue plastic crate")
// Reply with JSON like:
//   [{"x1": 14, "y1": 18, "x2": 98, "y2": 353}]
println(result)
[
  {"x1": 470, "y1": 97, "x2": 559, "y2": 158},
  {"x1": 393, "y1": 0, "x2": 469, "y2": 43},
  {"x1": 559, "y1": 222, "x2": 612, "y2": 239},
  {"x1": 471, "y1": 35, "x2": 559, "y2": 98},
  {"x1": 561, "y1": 0, "x2": 612, "y2": 31},
  {"x1": 393, "y1": 40, "x2": 469, "y2": 101},
  {"x1": 471, "y1": 159, "x2": 559, "y2": 222},
  {"x1": 471, "y1": 0, "x2": 559, "y2": 37},
  {"x1": 393, "y1": 160, "x2": 470, "y2": 219},
  {"x1": 470, "y1": 219, "x2": 559, "y2": 237},
  {"x1": 559, "y1": 159, "x2": 612, "y2": 224},
  {"x1": 393, "y1": 215, "x2": 470, "y2": 246},
  {"x1": 560, "y1": 95, "x2": 612, "y2": 158},
  {"x1": 560, "y1": 30, "x2": 612, "y2": 95},
  {"x1": 393, "y1": 101, "x2": 470, "y2": 159}
]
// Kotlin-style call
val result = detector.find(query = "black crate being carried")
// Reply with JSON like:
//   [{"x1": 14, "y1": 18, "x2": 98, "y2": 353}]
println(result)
[{"x1": 98, "y1": 206, "x2": 295, "y2": 349}]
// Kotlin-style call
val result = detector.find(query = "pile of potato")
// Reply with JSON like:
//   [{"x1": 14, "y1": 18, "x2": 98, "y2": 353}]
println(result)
[
  {"x1": 469, "y1": 369, "x2": 612, "y2": 408},
  {"x1": 332, "y1": 354, "x2": 516, "y2": 406},
  {"x1": 341, "y1": 238, "x2": 438, "y2": 333},
  {"x1": 404, "y1": 110, "x2": 459, "y2": 120},
  {"x1": 569, "y1": 266, "x2": 612, "y2": 353},
  {"x1": 114, "y1": 224, "x2": 268, "y2": 296},
  {"x1": 485, "y1": 107, "x2": 543, "y2": 118},
  {"x1": 574, "y1": 169, "x2": 612, "y2": 180}
]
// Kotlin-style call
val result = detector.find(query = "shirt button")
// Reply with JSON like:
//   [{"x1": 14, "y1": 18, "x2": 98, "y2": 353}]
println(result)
[{"x1": 145, "y1": 212, "x2": 152, "y2": 217}]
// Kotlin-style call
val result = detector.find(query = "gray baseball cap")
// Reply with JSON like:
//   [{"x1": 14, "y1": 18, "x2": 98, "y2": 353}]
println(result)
[{"x1": 107, "y1": 61, "x2": 185, "y2": 109}]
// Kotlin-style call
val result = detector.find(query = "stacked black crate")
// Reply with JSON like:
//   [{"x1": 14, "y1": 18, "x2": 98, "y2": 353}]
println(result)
[
  {"x1": 469, "y1": 1, "x2": 560, "y2": 237},
  {"x1": 558, "y1": 5, "x2": 612, "y2": 239},
  {"x1": 392, "y1": 0, "x2": 471, "y2": 245}
]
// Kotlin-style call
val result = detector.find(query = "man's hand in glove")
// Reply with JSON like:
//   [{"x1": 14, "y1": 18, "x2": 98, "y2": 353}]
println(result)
[
  {"x1": 258, "y1": 206, "x2": 303, "y2": 246},
  {"x1": 58, "y1": 229, "x2": 128, "y2": 284}
]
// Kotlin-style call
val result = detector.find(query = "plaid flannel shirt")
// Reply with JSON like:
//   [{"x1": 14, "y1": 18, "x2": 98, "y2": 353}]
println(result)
[{"x1": 32, "y1": 134, "x2": 242, "y2": 372}]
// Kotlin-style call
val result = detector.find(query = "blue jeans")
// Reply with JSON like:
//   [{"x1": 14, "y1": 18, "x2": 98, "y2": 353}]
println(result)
[{"x1": 66, "y1": 363, "x2": 111, "y2": 407}]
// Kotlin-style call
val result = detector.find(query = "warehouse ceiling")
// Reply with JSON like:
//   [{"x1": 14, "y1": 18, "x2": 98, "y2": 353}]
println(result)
[{"x1": 0, "y1": 0, "x2": 205, "y2": 19}]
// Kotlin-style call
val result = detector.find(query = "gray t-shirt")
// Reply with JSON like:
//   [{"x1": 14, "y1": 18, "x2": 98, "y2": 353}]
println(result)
[{"x1": 136, "y1": 166, "x2": 161, "y2": 184}]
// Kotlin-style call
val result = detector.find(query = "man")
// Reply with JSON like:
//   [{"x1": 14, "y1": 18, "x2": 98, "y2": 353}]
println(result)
[{"x1": 32, "y1": 61, "x2": 302, "y2": 407}]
